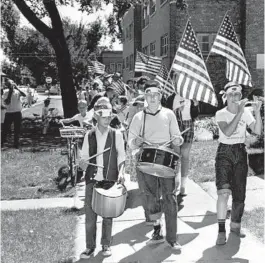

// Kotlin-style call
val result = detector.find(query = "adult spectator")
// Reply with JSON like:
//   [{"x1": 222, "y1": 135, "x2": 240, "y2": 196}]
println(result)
[{"x1": 1, "y1": 79, "x2": 26, "y2": 148}]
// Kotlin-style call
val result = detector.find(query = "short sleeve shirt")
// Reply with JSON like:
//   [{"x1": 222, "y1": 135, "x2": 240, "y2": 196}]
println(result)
[{"x1": 215, "y1": 107, "x2": 255, "y2": 144}]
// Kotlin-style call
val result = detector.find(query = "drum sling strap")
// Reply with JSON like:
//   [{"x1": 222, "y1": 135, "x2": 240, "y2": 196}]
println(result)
[{"x1": 105, "y1": 129, "x2": 114, "y2": 181}]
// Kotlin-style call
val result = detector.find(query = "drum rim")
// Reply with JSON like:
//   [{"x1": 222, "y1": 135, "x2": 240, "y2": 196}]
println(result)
[
  {"x1": 93, "y1": 184, "x2": 127, "y2": 198},
  {"x1": 141, "y1": 145, "x2": 180, "y2": 156}
]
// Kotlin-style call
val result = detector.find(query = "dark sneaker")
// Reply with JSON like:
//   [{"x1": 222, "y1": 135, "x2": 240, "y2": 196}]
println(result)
[
  {"x1": 80, "y1": 248, "x2": 95, "y2": 259},
  {"x1": 102, "y1": 245, "x2": 112, "y2": 257},
  {"x1": 147, "y1": 225, "x2": 165, "y2": 245},
  {"x1": 168, "y1": 241, "x2": 182, "y2": 251},
  {"x1": 231, "y1": 227, "x2": 246, "y2": 238},
  {"x1": 216, "y1": 232, "x2": 226, "y2": 245}
]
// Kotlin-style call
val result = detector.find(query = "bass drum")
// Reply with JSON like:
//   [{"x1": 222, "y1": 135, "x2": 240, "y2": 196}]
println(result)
[{"x1": 92, "y1": 180, "x2": 127, "y2": 218}]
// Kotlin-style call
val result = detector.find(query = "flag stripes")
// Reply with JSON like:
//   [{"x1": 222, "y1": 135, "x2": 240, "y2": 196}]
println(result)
[
  {"x1": 110, "y1": 79, "x2": 126, "y2": 95},
  {"x1": 87, "y1": 60, "x2": 105, "y2": 75},
  {"x1": 210, "y1": 14, "x2": 252, "y2": 86},
  {"x1": 135, "y1": 51, "x2": 162, "y2": 75},
  {"x1": 172, "y1": 21, "x2": 217, "y2": 106},
  {"x1": 154, "y1": 64, "x2": 175, "y2": 96}
]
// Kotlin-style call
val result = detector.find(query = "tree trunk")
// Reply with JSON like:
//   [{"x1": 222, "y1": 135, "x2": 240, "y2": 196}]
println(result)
[{"x1": 52, "y1": 39, "x2": 78, "y2": 118}]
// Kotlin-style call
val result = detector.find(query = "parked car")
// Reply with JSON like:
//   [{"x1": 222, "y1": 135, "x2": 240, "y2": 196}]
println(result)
[{"x1": 45, "y1": 85, "x2": 60, "y2": 95}]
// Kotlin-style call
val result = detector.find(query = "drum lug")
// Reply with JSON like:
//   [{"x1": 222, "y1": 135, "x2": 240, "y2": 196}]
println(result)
[{"x1": 169, "y1": 154, "x2": 173, "y2": 167}]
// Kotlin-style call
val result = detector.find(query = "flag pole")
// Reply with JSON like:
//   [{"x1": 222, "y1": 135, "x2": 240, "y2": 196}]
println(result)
[
  {"x1": 163, "y1": 17, "x2": 191, "y2": 95},
  {"x1": 206, "y1": 10, "x2": 230, "y2": 63}
]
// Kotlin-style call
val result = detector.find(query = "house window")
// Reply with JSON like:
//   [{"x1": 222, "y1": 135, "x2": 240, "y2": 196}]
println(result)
[
  {"x1": 126, "y1": 56, "x2": 129, "y2": 69},
  {"x1": 116, "y1": 63, "x2": 122, "y2": 72},
  {"x1": 110, "y1": 63, "x2": 115, "y2": 73},
  {"x1": 150, "y1": 0, "x2": 156, "y2": 16},
  {"x1": 160, "y1": 33, "x2": 168, "y2": 56},
  {"x1": 123, "y1": 59, "x2": 125, "y2": 69},
  {"x1": 125, "y1": 28, "x2": 129, "y2": 40},
  {"x1": 197, "y1": 33, "x2": 216, "y2": 55},
  {"x1": 142, "y1": 45, "x2": 149, "y2": 55},
  {"x1": 150, "y1": 41, "x2": 156, "y2": 56},
  {"x1": 143, "y1": 4, "x2": 149, "y2": 28},
  {"x1": 129, "y1": 23, "x2": 133, "y2": 40}
]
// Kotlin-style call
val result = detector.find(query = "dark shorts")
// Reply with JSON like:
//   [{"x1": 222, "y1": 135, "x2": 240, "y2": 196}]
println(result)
[
  {"x1": 178, "y1": 119, "x2": 194, "y2": 143},
  {"x1": 215, "y1": 143, "x2": 248, "y2": 192}
]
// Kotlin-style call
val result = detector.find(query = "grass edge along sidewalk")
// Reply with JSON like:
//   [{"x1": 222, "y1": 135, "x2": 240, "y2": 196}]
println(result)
[{"x1": 1, "y1": 207, "x2": 77, "y2": 263}]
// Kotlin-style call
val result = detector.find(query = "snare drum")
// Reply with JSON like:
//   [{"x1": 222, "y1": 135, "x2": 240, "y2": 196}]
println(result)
[
  {"x1": 137, "y1": 146, "x2": 180, "y2": 178},
  {"x1": 91, "y1": 181, "x2": 127, "y2": 218}
]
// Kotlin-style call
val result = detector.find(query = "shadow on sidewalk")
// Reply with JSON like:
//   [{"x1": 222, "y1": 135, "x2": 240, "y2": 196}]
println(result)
[
  {"x1": 196, "y1": 232, "x2": 248, "y2": 263},
  {"x1": 182, "y1": 211, "x2": 216, "y2": 230}
]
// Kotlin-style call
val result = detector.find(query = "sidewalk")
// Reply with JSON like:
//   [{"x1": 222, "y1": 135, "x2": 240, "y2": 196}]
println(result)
[{"x1": 72, "y1": 177, "x2": 265, "y2": 263}]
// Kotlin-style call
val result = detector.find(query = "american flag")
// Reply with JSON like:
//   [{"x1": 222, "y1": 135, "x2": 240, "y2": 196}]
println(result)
[
  {"x1": 172, "y1": 20, "x2": 218, "y2": 107},
  {"x1": 135, "y1": 51, "x2": 162, "y2": 76},
  {"x1": 87, "y1": 60, "x2": 105, "y2": 75},
  {"x1": 110, "y1": 79, "x2": 126, "y2": 96},
  {"x1": 210, "y1": 14, "x2": 252, "y2": 87},
  {"x1": 154, "y1": 64, "x2": 175, "y2": 96}
]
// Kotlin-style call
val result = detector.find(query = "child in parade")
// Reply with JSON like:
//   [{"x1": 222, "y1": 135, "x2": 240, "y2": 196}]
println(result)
[
  {"x1": 79, "y1": 97, "x2": 126, "y2": 259},
  {"x1": 128, "y1": 80, "x2": 183, "y2": 250},
  {"x1": 215, "y1": 82, "x2": 262, "y2": 245}
]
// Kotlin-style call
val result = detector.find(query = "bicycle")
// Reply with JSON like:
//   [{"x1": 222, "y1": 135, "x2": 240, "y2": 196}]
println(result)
[{"x1": 59, "y1": 124, "x2": 86, "y2": 187}]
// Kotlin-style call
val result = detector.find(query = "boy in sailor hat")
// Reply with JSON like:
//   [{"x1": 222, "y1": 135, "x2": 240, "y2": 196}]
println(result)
[{"x1": 215, "y1": 82, "x2": 262, "y2": 245}]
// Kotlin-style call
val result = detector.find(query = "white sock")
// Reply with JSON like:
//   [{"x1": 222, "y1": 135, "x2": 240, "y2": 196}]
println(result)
[{"x1": 181, "y1": 176, "x2": 188, "y2": 190}]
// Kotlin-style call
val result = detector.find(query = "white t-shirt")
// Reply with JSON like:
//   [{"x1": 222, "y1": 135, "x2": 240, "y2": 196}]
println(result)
[
  {"x1": 172, "y1": 94, "x2": 191, "y2": 121},
  {"x1": 215, "y1": 107, "x2": 255, "y2": 144},
  {"x1": 72, "y1": 110, "x2": 94, "y2": 127},
  {"x1": 3, "y1": 89, "x2": 22, "y2": 113}
]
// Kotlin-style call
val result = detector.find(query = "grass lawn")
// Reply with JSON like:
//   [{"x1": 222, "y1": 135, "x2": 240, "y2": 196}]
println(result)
[
  {"x1": 1, "y1": 208, "x2": 77, "y2": 263},
  {"x1": 1, "y1": 149, "x2": 68, "y2": 200},
  {"x1": 242, "y1": 207, "x2": 264, "y2": 243},
  {"x1": 189, "y1": 140, "x2": 218, "y2": 183}
]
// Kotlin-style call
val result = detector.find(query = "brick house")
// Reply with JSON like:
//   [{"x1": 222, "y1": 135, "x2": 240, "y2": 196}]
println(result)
[
  {"x1": 121, "y1": 0, "x2": 264, "y2": 113},
  {"x1": 99, "y1": 50, "x2": 123, "y2": 74}
]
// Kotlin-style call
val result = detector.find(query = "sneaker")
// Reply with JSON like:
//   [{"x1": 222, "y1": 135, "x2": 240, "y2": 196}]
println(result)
[
  {"x1": 168, "y1": 241, "x2": 182, "y2": 251},
  {"x1": 216, "y1": 232, "x2": 226, "y2": 245},
  {"x1": 231, "y1": 227, "x2": 246, "y2": 238},
  {"x1": 80, "y1": 248, "x2": 95, "y2": 259},
  {"x1": 102, "y1": 245, "x2": 112, "y2": 257},
  {"x1": 147, "y1": 225, "x2": 165, "y2": 245}
]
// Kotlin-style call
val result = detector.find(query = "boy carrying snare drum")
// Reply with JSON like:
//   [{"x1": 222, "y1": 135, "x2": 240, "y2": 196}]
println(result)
[{"x1": 79, "y1": 97, "x2": 126, "y2": 259}]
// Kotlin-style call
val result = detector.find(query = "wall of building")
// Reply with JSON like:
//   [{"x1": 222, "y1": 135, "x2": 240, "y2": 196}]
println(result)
[
  {"x1": 245, "y1": 0, "x2": 264, "y2": 90},
  {"x1": 142, "y1": 0, "x2": 171, "y2": 67},
  {"x1": 122, "y1": 6, "x2": 136, "y2": 82},
  {"x1": 101, "y1": 51, "x2": 123, "y2": 74}
]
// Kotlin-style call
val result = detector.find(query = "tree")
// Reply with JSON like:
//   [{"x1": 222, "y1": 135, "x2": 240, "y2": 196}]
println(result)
[{"x1": 2, "y1": 0, "x2": 138, "y2": 117}]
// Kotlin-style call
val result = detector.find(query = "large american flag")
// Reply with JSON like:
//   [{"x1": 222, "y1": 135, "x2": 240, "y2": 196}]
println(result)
[
  {"x1": 154, "y1": 64, "x2": 175, "y2": 96},
  {"x1": 135, "y1": 51, "x2": 162, "y2": 76},
  {"x1": 210, "y1": 15, "x2": 252, "y2": 87},
  {"x1": 87, "y1": 60, "x2": 105, "y2": 75},
  {"x1": 172, "y1": 20, "x2": 218, "y2": 107},
  {"x1": 110, "y1": 79, "x2": 126, "y2": 96}
]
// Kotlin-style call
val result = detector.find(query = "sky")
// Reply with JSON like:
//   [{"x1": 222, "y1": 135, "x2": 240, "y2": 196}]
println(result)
[{"x1": 19, "y1": 2, "x2": 122, "y2": 50}]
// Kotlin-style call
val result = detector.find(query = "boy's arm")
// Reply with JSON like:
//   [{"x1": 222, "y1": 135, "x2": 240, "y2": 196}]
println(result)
[
  {"x1": 128, "y1": 113, "x2": 143, "y2": 150},
  {"x1": 169, "y1": 110, "x2": 183, "y2": 153}
]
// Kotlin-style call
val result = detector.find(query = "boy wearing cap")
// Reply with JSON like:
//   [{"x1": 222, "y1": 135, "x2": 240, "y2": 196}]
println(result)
[
  {"x1": 215, "y1": 82, "x2": 262, "y2": 245},
  {"x1": 128, "y1": 80, "x2": 183, "y2": 251},
  {"x1": 79, "y1": 97, "x2": 126, "y2": 259},
  {"x1": 60, "y1": 100, "x2": 93, "y2": 128}
]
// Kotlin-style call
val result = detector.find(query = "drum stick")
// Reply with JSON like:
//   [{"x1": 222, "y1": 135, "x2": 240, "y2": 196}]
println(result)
[
  {"x1": 86, "y1": 147, "x2": 110, "y2": 161},
  {"x1": 160, "y1": 128, "x2": 190, "y2": 147},
  {"x1": 129, "y1": 131, "x2": 152, "y2": 145},
  {"x1": 86, "y1": 162, "x2": 104, "y2": 169}
]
